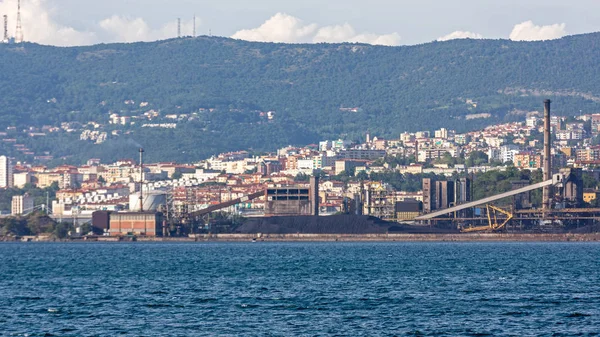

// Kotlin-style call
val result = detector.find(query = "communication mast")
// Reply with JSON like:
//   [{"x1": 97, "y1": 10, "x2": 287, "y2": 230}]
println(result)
[
  {"x1": 193, "y1": 15, "x2": 196, "y2": 37},
  {"x1": 15, "y1": 0, "x2": 23, "y2": 43},
  {"x1": 2, "y1": 15, "x2": 8, "y2": 43},
  {"x1": 177, "y1": 18, "x2": 181, "y2": 38}
]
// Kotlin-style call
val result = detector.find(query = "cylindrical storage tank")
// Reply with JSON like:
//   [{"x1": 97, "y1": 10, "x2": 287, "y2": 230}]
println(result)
[{"x1": 129, "y1": 191, "x2": 167, "y2": 211}]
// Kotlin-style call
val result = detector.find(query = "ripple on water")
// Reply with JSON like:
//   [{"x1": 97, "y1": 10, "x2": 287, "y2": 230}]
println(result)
[{"x1": 0, "y1": 242, "x2": 598, "y2": 335}]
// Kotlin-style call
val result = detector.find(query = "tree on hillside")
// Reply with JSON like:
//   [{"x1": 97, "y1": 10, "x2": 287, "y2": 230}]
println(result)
[{"x1": 466, "y1": 151, "x2": 489, "y2": 167}]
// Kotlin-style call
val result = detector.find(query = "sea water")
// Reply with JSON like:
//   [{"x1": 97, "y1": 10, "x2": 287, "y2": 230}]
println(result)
[{"x1": 0, "y1": 242, "x2": 599, "y2": 336}]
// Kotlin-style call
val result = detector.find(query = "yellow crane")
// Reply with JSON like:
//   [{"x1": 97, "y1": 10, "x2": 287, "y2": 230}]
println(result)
[{"x1": 461, "y1": 204, "x2": 513, "y2": 233}]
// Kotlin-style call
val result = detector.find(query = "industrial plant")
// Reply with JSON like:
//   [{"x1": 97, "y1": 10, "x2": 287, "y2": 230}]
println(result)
[
  {"x1": 80, "y1": 100, "x2": 599, "y2": 238},
  {"x1": 1, "y1": 93, "x2": 599, "y2": 240},
  {"x1": 415, "y1": 100, "x2": 594, "y2": 233},
  {"x1": 76, "y1": 102, "x2": 593, "y2": 238}
]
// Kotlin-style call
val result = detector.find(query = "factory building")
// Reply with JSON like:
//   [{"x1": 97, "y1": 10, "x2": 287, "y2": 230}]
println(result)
[
  {"x1": 422, "y1": 178, "x2": 435, "y2": 214},
  {"x1": 108, "y1": 212, "x2": 163, "y2": 236},
  {"x1": 436, "y1": 180, "x2": 455, "y2": 210},
  {"x1": 458, "y1": 177, "x2": 471, "y2": 204},
  {"x1": 265, "y1": 177, "x2": 319, "y2": 216},
  {"x1": 422, "y1": 177, "x2": 471, "y2": 214},
  {"x1": 512, "y1": 180, "x2": 532, "y2": 210},
  {"x1": 395, "y1": 199, "x2": 422, "y2": 221},
  {"x1": 92, "y1": 211, "x2": 164, "y2": 236},
  {"x1": 559, "y1": 168, "x2": 584, "y2": 207},
  {"x1": 363, "y1": 182, "x2": 394, "y2": 219}
]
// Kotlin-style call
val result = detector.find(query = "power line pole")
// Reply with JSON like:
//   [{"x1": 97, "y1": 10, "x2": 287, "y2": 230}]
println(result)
[{"x1": 2, "y1": 15, "x2": 8, "y2": 43}]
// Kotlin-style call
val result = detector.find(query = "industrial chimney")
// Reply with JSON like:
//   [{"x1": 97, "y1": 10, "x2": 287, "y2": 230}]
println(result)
[
  {"x1": 542, "y1": 99, "x2": 552, "y2": 211},
  {"x1": 139, "y1": 148, "x2": 144, "y2": 212}
]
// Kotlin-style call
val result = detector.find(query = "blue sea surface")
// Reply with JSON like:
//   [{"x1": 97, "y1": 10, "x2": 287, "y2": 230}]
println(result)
[{"x1": 0, "y1": 242, "x2": 599, "y2": 336}]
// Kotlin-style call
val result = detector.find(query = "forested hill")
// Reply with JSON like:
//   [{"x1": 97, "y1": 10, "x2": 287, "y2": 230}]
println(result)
[{"x1": 1, "y1": 33, "x2": 600, "y2": 163}]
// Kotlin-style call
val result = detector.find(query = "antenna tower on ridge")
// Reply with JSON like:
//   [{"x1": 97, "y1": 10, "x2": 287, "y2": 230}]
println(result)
[
  {"x1": 3, "y1": 15, "x2": 8, "y2": 43},
  {"x1": 15, "y1": 0, "x2": 23, "y2": 43},
  {"x1": 177, "y1": 18, "x2": 181, "y2": 38},
  {"x1": 193, "y1": 15, "x2": 196, "y2": 37}
]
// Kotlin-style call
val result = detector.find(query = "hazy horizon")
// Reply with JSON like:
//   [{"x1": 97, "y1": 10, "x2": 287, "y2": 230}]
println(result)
[{"x1": 0, "y1": 0, "x2": 599, "y2": 47}]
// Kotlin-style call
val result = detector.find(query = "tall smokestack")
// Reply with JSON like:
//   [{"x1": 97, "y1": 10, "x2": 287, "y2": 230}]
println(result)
[
  {"x1": 543, "y1": 99, "x2": 552, "y2": 211},
  {"x1": 139, "y1": 148, "x2": 144, "y2": 212},
  {"x1": 310, "y1": 176, "x2": 319, "y2": 216}
]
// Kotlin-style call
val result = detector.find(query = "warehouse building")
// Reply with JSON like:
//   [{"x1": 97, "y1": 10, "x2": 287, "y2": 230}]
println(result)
[{"x1": 92, "y1": 211, "x2": 164, "y2": 236}]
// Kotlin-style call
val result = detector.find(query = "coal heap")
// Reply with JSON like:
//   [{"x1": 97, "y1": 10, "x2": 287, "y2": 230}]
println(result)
[{"x1": 235, "y1": 215, "x2": 459, "y2": 234}]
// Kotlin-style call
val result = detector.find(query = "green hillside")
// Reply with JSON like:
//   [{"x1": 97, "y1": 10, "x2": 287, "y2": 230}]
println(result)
[{"x1": 1, "y1": 33, "x2": 600, "y2": 163}]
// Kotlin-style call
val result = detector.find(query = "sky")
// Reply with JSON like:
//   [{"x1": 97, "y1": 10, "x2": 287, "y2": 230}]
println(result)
[{"x1": 0, "y1": 0, "x2": 599, "y2": 46}]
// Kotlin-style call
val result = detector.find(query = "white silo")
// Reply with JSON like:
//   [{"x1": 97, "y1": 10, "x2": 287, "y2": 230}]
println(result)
[{"x1": 129, "y1": 191, "x2": 167, "y2": 212}]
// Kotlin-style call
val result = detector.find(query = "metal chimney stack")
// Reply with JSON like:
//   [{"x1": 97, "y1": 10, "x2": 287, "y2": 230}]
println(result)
[
  {"x1": 543, "y1": 99, "x2": 552, "y2": 210},
  {"x1": 139, "y1": 148, "x2": 144, "y2": 212}
]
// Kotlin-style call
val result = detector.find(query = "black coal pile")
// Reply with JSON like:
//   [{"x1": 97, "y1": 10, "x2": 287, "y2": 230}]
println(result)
[
  {"x1": 236, "y1": 215, "x2": 388, "y2": 234},
  {"x1": 235, "y1": 215, "x2": 459, "y2": 234}
]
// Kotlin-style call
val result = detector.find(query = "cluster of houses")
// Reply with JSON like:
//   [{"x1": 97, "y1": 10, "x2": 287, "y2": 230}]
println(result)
[{"x1": 3, "y1": 112, "x2": 600, "y2": 218}]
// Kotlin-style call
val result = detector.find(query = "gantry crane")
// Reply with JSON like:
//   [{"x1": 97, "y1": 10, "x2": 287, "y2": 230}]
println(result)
[{"x1": 461, "y1": 204, "x2": 513, "y2": 233}]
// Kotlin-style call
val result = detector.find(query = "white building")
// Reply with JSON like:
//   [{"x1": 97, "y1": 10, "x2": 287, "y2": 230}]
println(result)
[
  {"x1": 338, "y1": 149, "x2": 386, "y2": 160},
  {"x1": 488, "y1": 145, "x2": 519, "y2": 163},
  {"x1": 297, "y1": 159, "x2": 315, "y2": 175},
  {"x1": 526, "y1": 117, "x2": 539, "y2": 128},
  {"x1": 12, "y1": 194, "x2": 34, "y2": 215},
  {"x1": 400, "y1": 132, "x2": 415, "y2": 143},
  {"x1": 500, "y1": 145, "x2": 520, "y2": 163},
  {"x1": 556, "y1": 130, "x2": 584, "y2": 141},
  {"x1": 417, "y1": 147, "x2": 458, "y2": 163},
  {"x1": 13, "y1": 172, "x2": 31, "y2": 188},
  {"x1": 0, "y1": 156, "x2": 13, "y2": 188},
  {"x1": 434, "y1": 128, "x2": 448, "y2": 139},
  {"x1": 415, "y1": 131, "x2": 430, "y2": 139},
  {"x1": 484, "y1": 137, "x2": 504, "y2": 148},
  {"x1": 319, "y1": 140, "x2": 333, "y2": 152},
  {"x1": 487, "y1": 148, "x2": 501, "y2": 162},
  {"x1": 312, "y1": 153, "x2": 337, "y2": 170}
]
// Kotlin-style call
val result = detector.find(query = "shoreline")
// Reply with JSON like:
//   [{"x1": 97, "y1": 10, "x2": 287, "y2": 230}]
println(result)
[
  {"x1": 3, "y1": 233, "x2": 600, "y2": 242},
  {"x1": 168, "y1": 233, "x2": 600, "y2": 242}
]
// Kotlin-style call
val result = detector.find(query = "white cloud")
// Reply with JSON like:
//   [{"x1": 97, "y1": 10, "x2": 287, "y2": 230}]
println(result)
[
  {"x1": 313, "y1": 23, "x2": 356, "y2": 43},
  {"x1": 232, "y1": 13, "x2": 401, "y2": 46},
  {"x1": 99, "y1": 16, "x2": 152, "y2": 43},
  {"x1": 99, "y1": 16, "x2": 195, "y2": 43},
  {"x1": 0, "y1": 0, "x2": 97, "y2": 46},
  {"x1": 348, "y1": 33, "x2": 401, "y2": 46},
  {"x1": 437, "y1": 31, "x2": 483, "y2": 42},
  {"x1": 313, "y1": 23, "x2": 401, "y2": 46},
  {"x1": 231, "y1": 13, "x2": 318, "y2": 43},
  {"x1": 509, "y1": 21, "x2": 566, "y2": 41},
  {"x1": 0, "y1": 0, "x2": 195, "y2": 46}
]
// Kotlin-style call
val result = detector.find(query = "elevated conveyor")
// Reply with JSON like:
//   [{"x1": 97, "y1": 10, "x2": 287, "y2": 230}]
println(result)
[
  {"x1": 188, "y1": 191, "x2": 264, "y2": 218},
  {"x1": 415, "y1": 179, "x2": 553, "y2": 220}
]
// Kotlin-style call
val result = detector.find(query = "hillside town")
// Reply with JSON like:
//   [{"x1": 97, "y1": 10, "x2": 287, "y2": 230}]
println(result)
[
  {"x1": 0, "y1": 103, "x2": 277, "y2": 163},
  {"x1": 2, "y1": 110, "x2": 600, "y2": 225}
]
